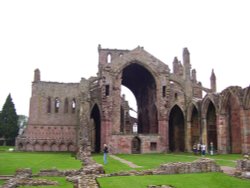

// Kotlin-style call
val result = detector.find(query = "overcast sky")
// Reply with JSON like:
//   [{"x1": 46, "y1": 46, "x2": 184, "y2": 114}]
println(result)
[{"x1": 0, "y1": 0, "x2": 249, "y2": 116}]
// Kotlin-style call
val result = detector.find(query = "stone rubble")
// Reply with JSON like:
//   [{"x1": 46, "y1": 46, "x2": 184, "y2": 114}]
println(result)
[{"x1": 235, "y1": 155, "x2": 250, "y2": 179}]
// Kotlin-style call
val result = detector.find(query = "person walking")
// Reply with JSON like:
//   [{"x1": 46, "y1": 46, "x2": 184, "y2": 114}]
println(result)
[
  {"x1": 192, "y1": 143, "x2": 197, "y2": 155},
  {"x1": 201, "y1": 143, "x2": 206, "y2": 156},
  {"x1": 103, "y1": 144, "x2": 108, "y2": 164}
]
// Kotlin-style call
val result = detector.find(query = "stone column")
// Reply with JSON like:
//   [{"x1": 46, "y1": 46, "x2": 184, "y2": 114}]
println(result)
[
  {"x1": 158, "y1": 120, "x2": 168, "y2": 152},
  {"x1": 241, "y1": 108, "x2": 249, "y2": 154},
  {"x1": 186, "y1": 121, "x2": 192, "y2": 152},
  {"x1": 217, "y1": 114, "x2": 227, "y2": 154},
  {"x1": 201, "y1": 118, "x2": 207, "y2": 146}
]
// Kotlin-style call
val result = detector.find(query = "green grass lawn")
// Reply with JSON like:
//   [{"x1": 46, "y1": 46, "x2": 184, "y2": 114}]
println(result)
[
  {"x1": 0, "y1": 180, "x2": 5, "y2": 186},
  {"x1": 0, "y1": 150, "x2": 82, "y2": 175},
  {"x1": 18, "y1": 177, "x2": 73, "y2": 188},
  {"x1": 97, "y1": 172, "x2": 250, "y2": 188},
  {"x1": 93, "y1": 154, "x2": 133, "y2": 173},
  {"x1": 116, "y1": 153, "x2": 196, "y2": 170},
  {"x1": 94, "y1": 153, "x2": 241, "y2": 173},
  {"x1": 0, "y1": 146, "x2": 246, "y2": 188}
]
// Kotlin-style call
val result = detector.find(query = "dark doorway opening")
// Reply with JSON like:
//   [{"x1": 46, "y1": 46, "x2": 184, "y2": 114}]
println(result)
[
  {"x1": 191, "y1": 107, "x2": 200, "y2": 146},
  {"x1": 206, "y1": 102, "x2": 217, "y2": 151},
  {"x1": 132, "y1": 136, "x2": 141, "y2": 154},
  {"x1": 90, "y1": 104, "x2": 101, "y2": 153},
  {"x1": 169, "y1": 105, "x2": 185, "y2": 152}
]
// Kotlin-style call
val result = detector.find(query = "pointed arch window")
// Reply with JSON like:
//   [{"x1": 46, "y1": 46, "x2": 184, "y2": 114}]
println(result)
[
  {"x1": 107, "y1": 53, "x2": 111, "y2": 63},
  {"x1": 55, "y1": 97, "x2": 60, "y2": 113},
  {"x1": 72, "y1": 98, "x2": 76, "y2": 113}
]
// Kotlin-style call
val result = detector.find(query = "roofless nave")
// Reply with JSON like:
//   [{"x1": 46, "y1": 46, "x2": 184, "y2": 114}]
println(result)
[{"x1": 16, "y1": 45, "x2": 250, "y2": 154}]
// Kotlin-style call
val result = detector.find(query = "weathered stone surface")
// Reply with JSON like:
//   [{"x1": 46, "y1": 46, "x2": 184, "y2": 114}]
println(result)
[
  {"x1": 16, "y1": 46, "x2": 250, "y2": 155},
  {"x1": 235, "y1": 158, "x2": 250, "y2": 179}
]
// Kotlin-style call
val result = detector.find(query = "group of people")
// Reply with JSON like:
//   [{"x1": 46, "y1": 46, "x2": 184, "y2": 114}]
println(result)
[{"x1": 192, "y1": 142, "x2": 214, "y2": 156}]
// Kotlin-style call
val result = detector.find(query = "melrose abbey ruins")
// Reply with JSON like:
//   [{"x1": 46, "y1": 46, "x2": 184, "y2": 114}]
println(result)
[{"x1": 16, "y1": 45, "x2": 250, "y2": 154}]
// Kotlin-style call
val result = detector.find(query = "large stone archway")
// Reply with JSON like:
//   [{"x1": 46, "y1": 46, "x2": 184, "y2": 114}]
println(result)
[
  {"x1": 206, "y1": 101, "x2": 217, "y2": 150},
  {"x1": 121, "y1": 62, "x2": 158, "y2": 134},
  {"x1": 169, "y1": 105, "x2": 185, "y2": 152},
  {"x1": 191, "y1": 106, "x2": 200, "y2": 146}
]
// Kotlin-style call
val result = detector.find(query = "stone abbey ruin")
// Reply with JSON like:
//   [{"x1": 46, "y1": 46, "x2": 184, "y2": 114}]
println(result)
[{"x1": 16, "y1": 45, "x2": 250, "y2": 154}]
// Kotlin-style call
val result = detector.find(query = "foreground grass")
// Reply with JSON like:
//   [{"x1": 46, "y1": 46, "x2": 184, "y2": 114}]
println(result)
[
  {"x1": 93, "y1": 153, "x2": 241, "y2": 175},
  {"x1": 0, "y1": 180, "x2": 5, "y2": 186},
  {"x1": 0, "y1": 151, "x2": 82, "y2": 175},
  {"x1": 116, "y1": 153, "x2": 195, "y2": 170},
  {"x1": 18, "y1": 177, "x2": 73, "y2": 188},
  {"x1": 98, "y1": 172, "x2": 250, "y2": 188},
  {"x1": 92, "y1": 154, "x2": 133, "y2": 173}
]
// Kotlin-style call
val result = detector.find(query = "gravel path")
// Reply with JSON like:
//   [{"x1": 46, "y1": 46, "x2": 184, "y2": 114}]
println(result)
[{"x1": 109, "y1": 155, "x2": 142, "y2": 168}]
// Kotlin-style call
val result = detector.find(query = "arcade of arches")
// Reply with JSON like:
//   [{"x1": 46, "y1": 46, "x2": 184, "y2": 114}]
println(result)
[{"x1": 16, "y1": 46, "x2": 250, "y2": 154}]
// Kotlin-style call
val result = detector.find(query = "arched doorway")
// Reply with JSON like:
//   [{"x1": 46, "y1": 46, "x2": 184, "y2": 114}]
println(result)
[
  {"x1": 191, "y1": 106, "x2": 200, "y2": 146},
  {"x1": 226, "y1": 94, "x2": 241, "y2": 153},
  {"x1": 206, "y1": 102, "x2": 217, "y2": 151},
  {"x1": 169, "y1": 105, "x2": 185, "y2": 152},
  {"x1": 121, "y1": 62, "x2": 158, "y2": 134},
  {"x1": 131, "y1": 136, "x2": 141, "y2": 154},
  {"x1": 90, "y1": 104, "x2": 101, "y2": 153}
]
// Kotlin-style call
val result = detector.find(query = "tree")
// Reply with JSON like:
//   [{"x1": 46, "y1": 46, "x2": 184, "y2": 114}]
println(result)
[{"x1": 0, "y1": 94, "x2": 19, "y2": 145}]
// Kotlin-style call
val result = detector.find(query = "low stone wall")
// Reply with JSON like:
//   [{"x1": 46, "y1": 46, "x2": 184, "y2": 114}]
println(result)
[
  {"x1": 2, "y1": 168, "x2": 57, "y2": 188},
  {"x1": 38, "y1": 169, "x2": 80, "y2": 177},
  {"x1": 103, "y1": 158, "x2": 221, "y2": 177},
  {"x1": 156, "y1": 158, "x2": 221, "y2": 174}
]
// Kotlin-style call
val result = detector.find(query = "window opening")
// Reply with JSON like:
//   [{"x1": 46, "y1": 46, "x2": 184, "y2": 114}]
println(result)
[
  {"x1": 105, "y1": 85, "x2": 110, "y2": 96},
  {"x1": 162, "y1": 86, "x2": 166, "y2": 97},
  {"x1": 174, "y1": 93, "x2": 178, "y2": 100},
  {"x1": 55, "y1": 98, "x2": 60, "y2": 113},
  {"x1": 107, "y1": 53, "x2": 111, "y2": 63},
  {"x1": 72, "y1": 98, "x2": 76, "y2": 113}
]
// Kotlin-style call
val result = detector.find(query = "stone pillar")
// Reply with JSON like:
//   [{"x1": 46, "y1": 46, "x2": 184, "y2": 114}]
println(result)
[
  {"x1": 241, "y1": 108, "x2": 249, "y2": 154},
  {"x1": 186, "y1": 121, "x2": 192, "y2": 152},
  {"x1": 101, "y1": 120, "x2": 112, "y2": 148},
  {"x1": 201, "y1": 118, "x2": 207, "y2": 146},
  {"x1": 158, "y1": 120, "x2": 168, "y2": 152},
  {"x1": 217, "y1": 114, "x2": 227, "y2": 154}
]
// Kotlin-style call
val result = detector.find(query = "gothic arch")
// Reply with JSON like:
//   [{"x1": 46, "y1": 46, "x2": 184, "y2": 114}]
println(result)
[
  {"x1": 34, "y1": 141, "x2": 42, "y2": 151},
  {"x1": 119, "y1": 62, "x2": 159, "y2": 134},
  {"x1": 187, "y1": 102, "x2": 200, "y2": 146},
  {"x1": 243, "y1": 87, "x2": 250, "y2": 109},
  {"x1": 90, "y1": 104, "x2": 101, "y2": 153},
  {"x1": 220, "y1": 87, "x2": 243, "y2": 153},
  {"x1": 201, "y1": 95, "x2": 218, "y2": 150},
  {"x1": 68, "y1": 143, "x2": 75, "y2": 152},
  {"x1": 220, "y1": 86, "x2": 243, "y2": 114},
  {"x1": 59, "y1": 142, "x2": 67, "y2": 151},
  {"x1": 201, "y1": 94, "x2": 217, "y2": 118},
  {"x1": 42, "y1": 141, "x2": 50, "y2": 151},
  {"x1": 26, "y1": 142, "x2": 33, "y2": 151},
  {"x1": 169, "y1": 104, "x2": 185, "y2": 152}
]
